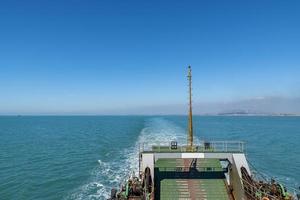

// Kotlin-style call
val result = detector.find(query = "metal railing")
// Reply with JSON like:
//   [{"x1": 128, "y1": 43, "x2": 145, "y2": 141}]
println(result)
[{"x1": 140, "y1": 141, "x2": 245, "y2": 153}]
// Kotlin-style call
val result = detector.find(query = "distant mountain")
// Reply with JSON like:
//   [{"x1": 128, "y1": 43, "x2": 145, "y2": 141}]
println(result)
[
  {"x1": 217, "y1": 109, "x2": 295, "y2": 116},
  {"x1": 192, "y1": 96, "x2": 300, "y2": 116},
  {"x1": 68, "y1": 96, "x2": 300, "y2": 115}
]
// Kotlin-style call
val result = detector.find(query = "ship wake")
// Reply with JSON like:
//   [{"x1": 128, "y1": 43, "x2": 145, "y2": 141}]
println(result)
[{"x1": 66, "y1": 117, "x2": 189, "y2": 200}]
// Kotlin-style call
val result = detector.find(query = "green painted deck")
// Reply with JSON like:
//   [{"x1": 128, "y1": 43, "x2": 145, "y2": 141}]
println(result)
[
  {"x1": 155, "y1": 158, "x2": 224, "y2": 171},
  {"x1": 155, "y1": 158, "x2": 230, "y2": 200},
  {"x1": 160, "y1": 179, "x2": 230, "y2": 200}
]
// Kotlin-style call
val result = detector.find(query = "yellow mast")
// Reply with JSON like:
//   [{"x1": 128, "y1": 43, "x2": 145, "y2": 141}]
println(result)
[{"x1": 187, "y1": 66, "x2": 194, "y2": 149}]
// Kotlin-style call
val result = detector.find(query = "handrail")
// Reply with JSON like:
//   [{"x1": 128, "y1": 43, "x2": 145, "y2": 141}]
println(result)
[{"x1": 140, "y1": 140, "x2": 245, "y2": 153}]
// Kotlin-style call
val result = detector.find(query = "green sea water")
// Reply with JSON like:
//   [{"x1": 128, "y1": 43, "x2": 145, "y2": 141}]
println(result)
[{"x1": 0, "y1": 116, "x2": 299, "y2": 199}]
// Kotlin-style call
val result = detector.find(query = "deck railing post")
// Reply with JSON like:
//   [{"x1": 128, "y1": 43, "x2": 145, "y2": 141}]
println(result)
[{"x1": 242, "y1": 142, "x2": 244, "y2": 152}]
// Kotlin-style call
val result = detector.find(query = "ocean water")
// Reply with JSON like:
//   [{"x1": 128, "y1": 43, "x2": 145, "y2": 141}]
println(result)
[{"x1": 0, "y1": 116, "x2": 299, "y2": 199}]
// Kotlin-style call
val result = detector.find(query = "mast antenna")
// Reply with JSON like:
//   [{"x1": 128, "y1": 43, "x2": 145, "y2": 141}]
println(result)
[{"x1": 187, "y1": 66, "x2": 194, "y2": 149}]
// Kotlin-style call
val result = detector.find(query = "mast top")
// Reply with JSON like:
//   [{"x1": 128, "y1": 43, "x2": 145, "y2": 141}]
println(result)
[{"x1": 188, "y1": 66, "x2": 192, "y2": 77}]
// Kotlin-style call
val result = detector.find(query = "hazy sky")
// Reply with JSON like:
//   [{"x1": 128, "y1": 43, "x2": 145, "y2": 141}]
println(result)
[{"x1": 0, "y1": 0, "x2": 299, "y2": 114}]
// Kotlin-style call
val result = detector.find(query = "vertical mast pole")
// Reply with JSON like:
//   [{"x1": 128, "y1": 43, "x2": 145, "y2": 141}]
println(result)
[{"x1": 187, "y1": 66, "x2": 194, "y2": 148}]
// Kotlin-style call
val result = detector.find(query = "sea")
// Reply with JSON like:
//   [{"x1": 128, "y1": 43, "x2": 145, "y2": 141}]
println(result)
[{"x1": 0, "y1": 116, "x2": 299, "y2": 199}]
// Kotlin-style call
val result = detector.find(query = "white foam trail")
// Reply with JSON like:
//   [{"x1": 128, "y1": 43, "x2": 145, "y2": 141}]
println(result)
[{"x1": 66, "y1": 117, "x2": 192, "y2": 200}]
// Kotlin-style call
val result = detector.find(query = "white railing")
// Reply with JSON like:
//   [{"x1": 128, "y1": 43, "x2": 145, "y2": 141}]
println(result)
[{"x1": 140, "y1": 140, "x2": 245, "y2": 153}]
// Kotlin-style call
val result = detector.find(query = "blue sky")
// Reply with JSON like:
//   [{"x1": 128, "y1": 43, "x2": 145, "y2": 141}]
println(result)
[{"x1": 0, "y1": 0, "x2": 299, "y2": 114}]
